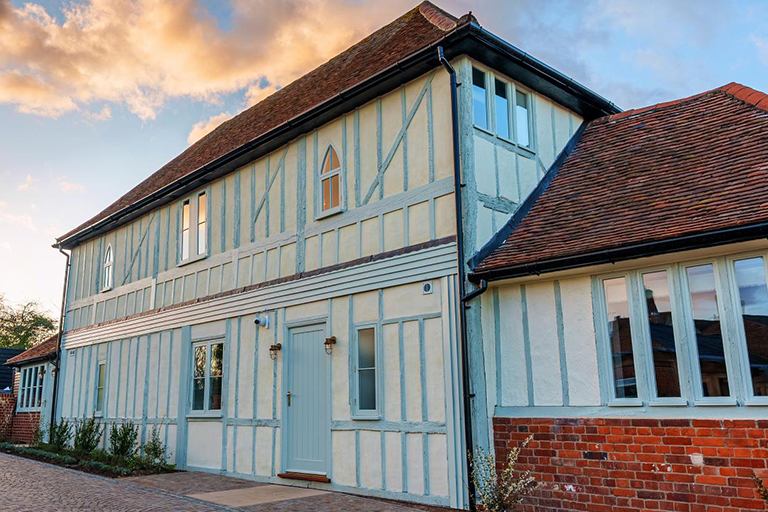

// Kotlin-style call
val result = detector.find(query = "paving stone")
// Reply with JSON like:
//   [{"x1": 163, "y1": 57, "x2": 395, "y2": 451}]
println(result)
[{"x1": 125, "y1": 471, "x2": 265, "y2": 496}]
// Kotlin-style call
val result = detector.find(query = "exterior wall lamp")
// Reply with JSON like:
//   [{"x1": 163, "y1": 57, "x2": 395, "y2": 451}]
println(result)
[
  {"x1": 269, "y1": 343, "x2": 282, "y2": 360},
  {"x1": 324, "y1": 336, "x2": 336, "y2": 355}
]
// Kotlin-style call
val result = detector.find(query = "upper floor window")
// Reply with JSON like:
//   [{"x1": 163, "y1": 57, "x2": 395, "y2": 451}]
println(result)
[
  {"x1": 102, "y1": 244, "x2": 113, "y2": 291},
  {"x1": 515, "y1": 90, "x2": 530, "y2": 147},
  {"x1": 191, "y1": 339, "x2": 224, "y2": 413},
  {"x1": 18, "y1": 364, "x2": 45, "y2": 412},
  {"x1": 494, "y1": 78, "x2": 509, "y2": 139},
  {"x1": 319, "y1": 146, "x2": 341, "y2": 215},
  {"x1": 180, "y1": 191, "x2": 208, "y2": 264},
  {"x1": 472, "y1": 67, "x2": 488, "y2": 130}
]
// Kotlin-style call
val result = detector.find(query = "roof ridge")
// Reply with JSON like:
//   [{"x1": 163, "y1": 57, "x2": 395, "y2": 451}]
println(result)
[
  {"x1": 719, "y1": 82, "x2": 768, "y2": 112},
  {"x1": 418, "y1": 1, "x2": 458, "y2": 31}
]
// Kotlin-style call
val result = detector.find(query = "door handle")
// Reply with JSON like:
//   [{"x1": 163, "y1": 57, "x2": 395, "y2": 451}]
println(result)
[{"x1": 287, "y1": 391, "x2": 292, "y2": 407}]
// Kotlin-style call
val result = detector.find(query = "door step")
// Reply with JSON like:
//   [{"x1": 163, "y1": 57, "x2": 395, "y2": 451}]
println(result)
[{"x1": 277, "y1": 472, "x2": 331, "y2": 483}]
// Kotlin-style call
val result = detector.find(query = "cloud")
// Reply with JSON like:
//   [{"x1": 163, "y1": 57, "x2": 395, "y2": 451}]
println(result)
[
  {"x1": 0, "y1": 201, "x2": 37, "y2": 231},
  {"x1": 187, "y1": 111, "x2": 233, "y2": 145},
  {"x1": 17, "y1": 174, "x2": 33, "y2": 191},
  {"x1": 83, "y1": 105, "x2": 112, "y2": 122},
  {"x1": 752, "y1": 35, "x2": 768, "y2": 65},
  {"x1": 56, "y1": 176, "x2": 85, "y2": 192},
  {"x1": 0, "y1": 0, "x2": 409, "y2": 120}
]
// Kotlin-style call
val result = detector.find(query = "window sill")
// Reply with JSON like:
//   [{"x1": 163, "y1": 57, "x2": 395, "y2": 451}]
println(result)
[
  {"x1": 350, "y1": 413, "x2": 381, "y2": 421},
  {"x1": 473, "y1": 125, "x2": 494, "y2": 137},
  {"x1": 178, "y1": 253, "x2": 207, "y2": 268},
  {"x1": 187, "y1": 412, "x2": 223, "y2": 420},
  {"x1": 744, "y1": 398, "x2": 768, "y2": 406},
  {"x1": 100, "y1": 286, "x2": 112, "y2": 294},
  {"x1": 648, "y1": 397, "x2": 689, "y2": 407},
  {"x1": 94, "y1": 411, "x2": 103, "y2": 418},
  {"x1": 607, "y1": 398, "x2": 644, "y2": 407},
  {"x1": 315, "y1": 207, "x2": 344, "y2": 221},
  {"x1": 693, "y1": 398, "x2": 738, "y2": 407}
]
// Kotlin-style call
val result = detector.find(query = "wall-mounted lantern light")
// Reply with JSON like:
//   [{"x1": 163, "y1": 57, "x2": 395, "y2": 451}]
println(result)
[
  {"x1": 324, "y1": 336, "x2": 337, "y2": 355},
  {"x1": 269, "y1": 343, "x2": 282, "y2": 360}
]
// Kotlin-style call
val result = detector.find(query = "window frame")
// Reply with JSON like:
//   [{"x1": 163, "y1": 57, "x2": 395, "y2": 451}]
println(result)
[
  {"x1": 636, "y1": 265, "x2": 690, "y2": 407},
  {"x1": 351, "y1": 324, "x2": 381, "y2": 419},
  {"x1": 188, "y1": 337, "x2": 225, "y2": 417},
  {"x1": 102, "y1": 244, "x2": 113, "y2": 292},
  {"x1": 94, "y1": 361, "x2": 106, "y2": 416},
  {"x1": 316, "y1": 144, "x2": 344, "y2": 220},
  {"x1": 472, "y1": 67, "x2": 490, "y2": 133},
  {"x1": 178, "y1": 189, "x2": 210, "y2": 266},
  {"x1": 594, "y1": 272, "x2": 646, "y2": 407},
  {"x1": 17, "y1": 363, "x2": 45, "y2": 412},
  {"x1": 726, "y1": 252, "x2": 768, "y2": 406}
]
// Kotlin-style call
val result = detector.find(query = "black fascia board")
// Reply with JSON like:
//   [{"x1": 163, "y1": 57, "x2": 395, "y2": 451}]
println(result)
[{"x1": 56, "y1": 24, "x2": 617, "y2": 249}]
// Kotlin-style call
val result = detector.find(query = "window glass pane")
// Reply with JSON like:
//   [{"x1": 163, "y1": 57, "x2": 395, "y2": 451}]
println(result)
[
  {"x1": 182, "y1": 201, "x2": 190, "y2": 230},
  {"x1": 322, "y1": 177, "x2": 331, "y2": 211},
  {"x1": 36, "y1": 368, "x2": 43, "y2": 407},
  {"x1": 197, "y1": 221, "x2": 206, "y2": 255},
  {"x1": 516, "y1": 90, "x2": 530, "y2": 147},
  {"x1": 686, "y1": 264, "x2": 729, "y2": 397},
  {"x1": 358, "y1": 329, "x2": 375, "y2": 369},
  {"x1": 331, "y1": 174, "x2": 340, "y2": 209},
  {"x1": 193, "y1": 378, "x2": 205, "y2": 410},
  {"x1": 181, "y1": 201, "x2": 190, "y2": 260},
  {"x1": 209, "y1": 376, "x2": 222, "y2": 410},
  {"x1": 96, "y1": 364, "x2": 105, "y2": 412},
  {"x1": 734, "y1": 257, "x2": 768, "y2": 396},
  {"x1": 20, "y1": 369, "x2": 26, "y2": 408},
  {"x1": 105, "y1": 265, "x2": 112, "y2": 289},
  {"x1": 330, "y1": 148, "x2": 340, "y2": 171},
  {"x1": 198, "y1": 193, "x2": 206, "y2": 223},
  {"x1": 359, "y1": 369, "x2": 376, "y2": 410},
  {"x1": 494, "y1": 79, "x2": 509, "y2": 139},
  {"x1": 643, "y1": 271, "x2": 681, "y2": 398},
  {"x1": 603, "y1": 277, "x2": 637, "y2": 399},
  {"x1": 194, "y1": 346, "x2": 206, "y2": 378},
  {"x1": 210, "y1": 343, "x2": 223, "y2": 377},
  {"x1": 472, "y1": 68, "x2": 487, "y2": 129},
  {"x1": 197, "y1": 193, "x2": 206, "y2": 255}
]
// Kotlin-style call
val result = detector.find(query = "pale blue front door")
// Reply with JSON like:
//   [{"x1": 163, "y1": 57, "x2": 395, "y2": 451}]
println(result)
[{"x1": 284, "y1": 324, "x2": 329, "y2": 475}]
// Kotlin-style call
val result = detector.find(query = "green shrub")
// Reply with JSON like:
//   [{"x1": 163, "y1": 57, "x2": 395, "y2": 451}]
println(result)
[
  {"x1": 141, "y1": 425, "x2": 168, "y2": 468},
  {"x1": 0, "y1": 442, "x2": 77, "y2": 464},
  {"x1": 469, "y1": 436, "x2": 537, "y2": 512},
  {"x1": 73, "y1": 417, "x2": 103, "y2": 454},
  {"x1": 48, "y1": 419, "x2": 72, "y2": 451},
  {"x1": 108, "y1": 421, "x2": 138, "y2": 459},
  {"x1": 78, "y1": 459, "x2": 131, "y2": 476}
]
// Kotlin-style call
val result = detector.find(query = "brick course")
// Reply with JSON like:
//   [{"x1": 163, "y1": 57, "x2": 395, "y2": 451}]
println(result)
[
  {"x1": 11, "y1": 411, "x2": 40, "y2": 444},
  {"x1": 494, "y1": 417, "x2": 768, "y2": 512},
  {"x1": 0, "y1": 394, "x2": 14, "y2": 440}
]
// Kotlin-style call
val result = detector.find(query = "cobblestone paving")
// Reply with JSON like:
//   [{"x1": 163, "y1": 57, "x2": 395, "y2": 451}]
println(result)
[
  {"x1": 0, "y1": 453, "x2": 232, "y2": 512},
  {"x1": 125, "y1": 471, "x2": 265, "y2": 495},
  {"x1": 239, "y1": 492, "x2": 433, "y2": 512}
]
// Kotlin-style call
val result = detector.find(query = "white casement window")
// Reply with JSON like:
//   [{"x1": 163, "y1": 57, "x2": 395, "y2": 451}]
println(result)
[
  {"x1": 179, "y1": 191, "x2": 208, "y2": 264},
  {"x1": 515, "y1": 89, "x2": 531, "y2": 147},
  {"x1": 472, "y1": 67, "x2": 488, "y2": 130},
  {"x1": 352, "y1": 326, "x2": 379, "y2": 418},
  {"x1": 95, "y1": 362, "x2": 106, "y2": 415},
  {"x1": 595, "y1": 253, "x2": 768, "y2": 407},
  {"x1": 102, "y1": 244, "x2": 113, "y2": 291},
  {"x1": 319, "y1": 145, "x2": 342, "y2": 216},
  {"x1": 473, "y1": 65, "x2": 534, "y2": 150},
  {"x1": 494, "y1": 78, "x2": 510, "y2": 140},
  {"x1": 190, "y1": 340, "x2": 224, "y2": 414},
  {"x1": 17, "y1": 364, "x2": 45, "y2": 412}
]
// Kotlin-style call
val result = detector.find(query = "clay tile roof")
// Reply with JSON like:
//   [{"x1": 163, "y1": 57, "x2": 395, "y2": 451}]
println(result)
[
  {"x1": 58, "y1": 1, "x2": 458, "y2": 243},
  {"x1": 5, "y1": 334, "x2": 59, "y2": 367},
  {"x1": 474, "y1": 83, "x2": 768, "y2": 276}
]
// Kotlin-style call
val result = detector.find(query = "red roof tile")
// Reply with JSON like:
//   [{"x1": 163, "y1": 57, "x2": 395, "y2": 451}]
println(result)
[
  {"x1": 5, "y1": 334, "x2": 59, "y2": 366},
  {"x1": 474, "y1": 83, "x2": 768, "y2": 276},
  {"x1": 57, "y1": 2, "x2": 459, "y2": 243}
]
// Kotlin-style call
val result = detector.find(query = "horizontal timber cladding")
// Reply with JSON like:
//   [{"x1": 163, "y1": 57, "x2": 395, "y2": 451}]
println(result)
[
  {"x1": 62, "y1": 240, "x2": 457, "y2": 348},
  {"x1": 57, "y1": 275, "x2": 464, "y2": 508},
  {"x1": 494, "y1": 416, "x2": 768, "y2": 512},
  {"x1": 63, "y1": 69, "x2": 457, "y2": 332}
]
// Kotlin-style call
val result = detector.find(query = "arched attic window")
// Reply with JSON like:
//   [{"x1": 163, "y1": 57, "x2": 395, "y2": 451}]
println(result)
[
  {"x1": 103, "y1": 244, "x2": 113, "y2": 291},
  {"x1": 320, "y1": 145, "x2": 341, "y2": 214}
]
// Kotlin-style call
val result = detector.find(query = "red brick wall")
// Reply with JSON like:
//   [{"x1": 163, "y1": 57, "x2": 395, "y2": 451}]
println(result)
[
  {"x1": 494, "y1": 417, "x2": 768, "y2": 512},
  {"x1": 0, "y1": 394, "x2": 15, "y2": 440},
  {"x1": 11, "y1": 411, "x2": 41, "y2": 444}
]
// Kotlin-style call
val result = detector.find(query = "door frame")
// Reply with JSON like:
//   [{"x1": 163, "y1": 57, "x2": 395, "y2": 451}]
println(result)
[{"x1": 281, "y1": 315, "x2": 331, "y2": 478}]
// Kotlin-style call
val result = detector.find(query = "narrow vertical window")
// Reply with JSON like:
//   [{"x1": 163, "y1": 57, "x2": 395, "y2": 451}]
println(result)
[
  {"x1": 35, "y1": 367, "x2": 44, "y2": 408},
  {"x1": 515, "y1": 90, "x2": 530, "y2": 147},
  {"x1": 103, "y1": 244, "x2": 113, "y2": 291},
  {"x1": 320, "y1": 146, "x2": 341, "y2": 214},
  {"x1": 355, "y1": 327, "x2": 377, "y2": 413},
  {"x1": 197, "y1": 192, "x2": 206, "y2": 255},
  {"x1": 494, "y1": 79, "x2": 510, "y2": 139},
  {"x1": 642, "y1": 271, "x2": 681, "y2": 398},
  {"x1": 686, "y1": 264, "x2": 729, "y2": 397},
  {"x1": 192, "y1": 345, "x2": 206, "y2": 410},
  {"x1": 95, "y1": 362, "x2": 106, "y2": 414},
  {"x1": 209, "y1": 343, "x2": 223, "y2": 410},
  {"x1": 472, "y1": 68, "x2": 488, "y2": 129},
  {"x1": 603, "y1": 277, "x2": 638, "y2": 399},
  {"x1": 734, "y1": 257, "x2": 768, "y2": 396},
  {"x1": 181, "y1": 200, "x2": 190, "y2": 261}
]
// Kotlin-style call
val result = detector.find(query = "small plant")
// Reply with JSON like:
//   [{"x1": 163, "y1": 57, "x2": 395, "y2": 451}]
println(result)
[
  {"x1": 469, "y1": 436, "x2": 537, "y2": 512},
  {"x1": 31, "y1": 417, "x2": 45, "y2": 446},
  {"x1": 142, "y1": 425, "x2": 168, "y2": 468},
  {"x1": 73, "y1": 416, "x2": 103, "y2": 454},
  {"x1": 752, "y1": 472, "x2": 768, "y2": 503},
  {"x1": 48, "y1": 419, "x2": 72, "y2": 451},
  {"x1": 108, "y1": 421, "x2": 138, "y2": 459}
]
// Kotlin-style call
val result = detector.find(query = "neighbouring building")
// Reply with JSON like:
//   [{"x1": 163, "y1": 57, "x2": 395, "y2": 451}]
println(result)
[
  {"x1": 2, "y1": 336, "x2": 57, "y2": 443},
  {"x1": 469, "y1": 84, "x2": 768, "y2": 511},
  {"x1": 50, "y1": 2, "x2": 768, "y2": 511}
]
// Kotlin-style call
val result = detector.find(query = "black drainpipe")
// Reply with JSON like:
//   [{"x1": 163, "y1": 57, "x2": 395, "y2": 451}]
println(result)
[
  {"x1": 438, "y1": 46, "x2": 489, "y2": 511},
  {"x1": 50, "y1": 246, "x2": 71, "y2": 432}
]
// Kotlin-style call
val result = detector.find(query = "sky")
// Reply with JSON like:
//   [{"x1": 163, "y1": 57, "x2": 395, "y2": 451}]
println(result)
[{"x1": 0, "y1": 0, "x2": 767, "y2": 316}]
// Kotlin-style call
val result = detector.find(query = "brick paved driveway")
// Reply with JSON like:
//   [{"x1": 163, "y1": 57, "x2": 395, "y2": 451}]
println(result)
[{"x1": 0, "y1": 452, "x2": 435, "y2": 512}]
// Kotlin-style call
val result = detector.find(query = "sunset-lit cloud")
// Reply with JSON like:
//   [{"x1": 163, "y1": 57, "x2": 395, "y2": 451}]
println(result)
[
  {"x1": 56, "y1": 177, "x2": 85, "y2": 193},
  {"x1": 187, "y1": 112, "x2": 233, "y2": 145},
  {"x1": 17, "y1": 174, "x2": 33, "y2": 191},
  {"x1": 0, "y1": 201, "x2": 37, "y2": 231},
  {"x1": 0, "y1": 0, "x2": 410, "y2": 120}
]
